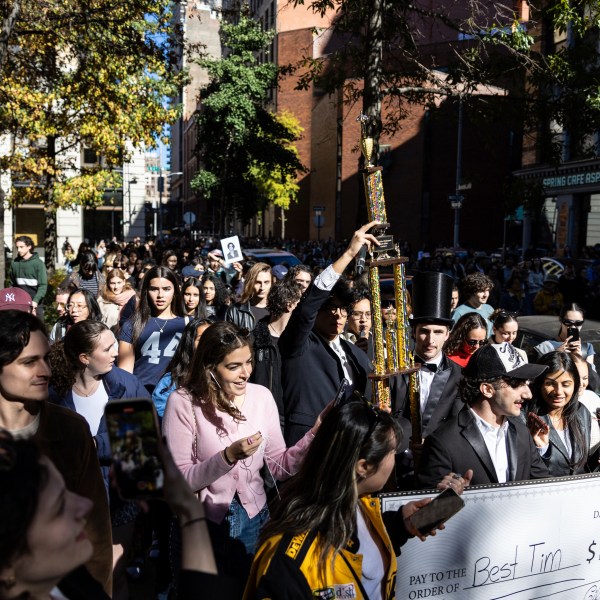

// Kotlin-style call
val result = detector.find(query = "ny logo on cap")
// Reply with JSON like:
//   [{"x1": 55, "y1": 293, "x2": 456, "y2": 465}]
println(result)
[{"x1": 4, "y1": 293, "x2": 15, "y2": 303}]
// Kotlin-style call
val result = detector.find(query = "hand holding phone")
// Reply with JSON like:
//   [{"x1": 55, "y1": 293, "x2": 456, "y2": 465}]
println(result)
[
  {"x1": 105, "y1": 399, "x2": 165, "y2": 500},
  {"x1": 406, "y1": 487, "x2": 465, "y2": 538},
  {"x1": 333, "y1": 378, "x2": 350, "y2": 407},
  {"x1": 567, "y1": 326, "x2": 580, "y2": 342}
]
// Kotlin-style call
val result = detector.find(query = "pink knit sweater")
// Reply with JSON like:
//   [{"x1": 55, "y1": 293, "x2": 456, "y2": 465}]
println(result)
[{"x1": 162, "y1": 383, "x2": 314, "y2": 523}]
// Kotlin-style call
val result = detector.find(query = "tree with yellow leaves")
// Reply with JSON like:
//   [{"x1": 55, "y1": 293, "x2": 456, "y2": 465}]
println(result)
[{"x1": 0, "y1": 0, "x2": 187, "y2": 267}]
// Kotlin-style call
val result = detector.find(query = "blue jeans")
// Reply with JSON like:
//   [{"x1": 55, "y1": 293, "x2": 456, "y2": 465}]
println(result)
[{"x1": 226, "y1": 495, "x2": 269, "y2": 555}]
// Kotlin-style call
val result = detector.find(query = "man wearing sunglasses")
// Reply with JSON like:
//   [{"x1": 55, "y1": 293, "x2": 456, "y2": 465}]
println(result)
[
  {"x1": 279, "y1": 223, "x2": 379, "y2": 446},
  {"x1": 418, "y1": 342, "x2": 550, "y2": 488}
]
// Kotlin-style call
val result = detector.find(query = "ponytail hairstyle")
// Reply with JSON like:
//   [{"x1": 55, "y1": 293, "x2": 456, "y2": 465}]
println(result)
[{"x1": 48, "y1": 320, "x2": 112, "y2": 396}]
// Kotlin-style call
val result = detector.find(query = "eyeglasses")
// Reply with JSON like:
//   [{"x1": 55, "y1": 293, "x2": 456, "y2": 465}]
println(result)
[
  {"x1": 350, "y1": 311, "x2": 371, "y2": 320},
  {"x1": 465, "y1": 339, "x2": 488, "y2": 347},
  {"x1": 562, "y1": 319, "x2": 584, "y2": 327},
  {"x1": 321, "y1": 303, "x2": 348, "y2": 317},
  {"x1": 67, "y1": 303, "x2": 88, "y2": 311}
]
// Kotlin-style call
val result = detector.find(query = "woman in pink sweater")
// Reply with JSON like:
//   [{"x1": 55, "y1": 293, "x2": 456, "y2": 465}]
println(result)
[{"x1": 162, "y1": 321, "x2": 319, "y2": 589}]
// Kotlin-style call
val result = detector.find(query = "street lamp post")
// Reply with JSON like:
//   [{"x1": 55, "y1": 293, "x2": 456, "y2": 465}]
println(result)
[{"x1": 453, "y1": 96, "x2": 464, "y2": 249}]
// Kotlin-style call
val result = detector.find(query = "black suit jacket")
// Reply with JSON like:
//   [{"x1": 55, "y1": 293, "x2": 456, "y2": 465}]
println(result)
[
  {"x1": 391, "y1": 354, "x2": 463, "y2": 439},
  {"x1": 280, "y1": 283, "x2": 372, "y2": 445},
  {"x1": 536, "y1": 402, "x2": 591, "y2": 477},
  {"x1": 417, "y1": 406, "x2": 550, "y2": 489}
]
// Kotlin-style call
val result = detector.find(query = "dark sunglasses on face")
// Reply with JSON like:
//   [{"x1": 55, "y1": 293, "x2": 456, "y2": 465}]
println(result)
[
  {"x1": 320, "y1": 303, "x2": 348, "y2": 317},
  {"x1": 562, "y1": 319, "x2": 584, "y2": 327},
  {"x1": 465, "y1": 339, "x2": 488, "y2": 347}
]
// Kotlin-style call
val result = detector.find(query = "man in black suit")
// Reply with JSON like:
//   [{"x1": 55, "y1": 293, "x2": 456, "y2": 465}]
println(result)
[
  {"x1": 417, "y1": 342, "x2": 550, "y2": 488},
  {"x1": 280, "y1": 223, "x2": 378, "y2": 445},
  {"x1": 342, "y1": 288, "x2": 374, "y2": 362},
  {"x1": 391, "y1": 273, "x2": 463, "y2": 488}
]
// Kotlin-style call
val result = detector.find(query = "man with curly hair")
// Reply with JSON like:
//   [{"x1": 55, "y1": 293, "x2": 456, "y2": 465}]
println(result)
[{"x1": 452, "y1": 272, "x2": 495, "y2": 335}]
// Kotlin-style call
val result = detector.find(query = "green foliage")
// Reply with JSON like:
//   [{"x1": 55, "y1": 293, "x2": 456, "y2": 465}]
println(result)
[{"x1": 191, "y1": 15, "x2": 305, "y2": 230}]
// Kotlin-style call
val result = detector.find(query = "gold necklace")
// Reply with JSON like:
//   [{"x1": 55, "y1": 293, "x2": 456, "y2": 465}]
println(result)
[{"x1": 73, "y1": 380, "x2": 101, "y2": 397}]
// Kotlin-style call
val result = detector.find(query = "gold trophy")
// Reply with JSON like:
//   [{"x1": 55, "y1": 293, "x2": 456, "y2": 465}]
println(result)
[{"x1": 358, "y1": 113, "x2": 420, "y2": 435}]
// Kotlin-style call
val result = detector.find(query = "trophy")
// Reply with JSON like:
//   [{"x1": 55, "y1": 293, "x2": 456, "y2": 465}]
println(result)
[{"x1": 358, "y1": 113, "x2": 421, "y2": 437}]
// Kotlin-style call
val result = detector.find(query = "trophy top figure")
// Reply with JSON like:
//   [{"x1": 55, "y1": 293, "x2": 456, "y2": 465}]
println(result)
[{"x1": 358, "y1": 112, "x2": 375, "y2": 168}]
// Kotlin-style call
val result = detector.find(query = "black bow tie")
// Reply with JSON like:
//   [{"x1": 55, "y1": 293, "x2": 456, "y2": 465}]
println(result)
[{"x1": 416, "y1": 358, "x2": 438, "y2": 374}]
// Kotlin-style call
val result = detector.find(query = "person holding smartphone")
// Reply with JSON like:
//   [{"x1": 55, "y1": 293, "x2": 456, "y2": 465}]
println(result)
[
  {"x1": 0, "y1": 431, "x2": 232, "y2": 600},
  {"x1": 533, "y1": 303, "x2": 595, "y2": 367},
  {"x1": 47, "y1": 320, "x2": 149, "y2": 600},
  {"x1": 526, "y1": 351, "x2": 592, "y2": 477},
  {"x1": 243, "y1": 400, "x2": 465, "y2": 600},
  {"x1": 162, "y1": 321, "x2": 324, "y2": 594}
]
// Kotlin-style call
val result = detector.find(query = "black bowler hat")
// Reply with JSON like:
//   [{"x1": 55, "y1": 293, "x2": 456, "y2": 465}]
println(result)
[{"x1": 410, "y1": 272, "x2": 454, "y2": 327}]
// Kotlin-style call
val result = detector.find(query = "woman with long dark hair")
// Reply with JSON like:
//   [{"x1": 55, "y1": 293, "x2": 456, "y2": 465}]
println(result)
[
  {"x1": 61, "y1": 249, "x2": 105, "y2": 297},
  {"x1": 117, "y1": 266, "x2": 187, "y2": 395},
  {"x1": 48, "y1": 320, "x2": 148, "y2": 600},
  {"x1": 162, "y1": 321, "x2": 321, "y2": 592},
  {"x1": 244, "y1": 400, "x2": 465, "y2": 599},
  {"x1": 201, "y1": 272, "x2": 229, "y2": 321},
  {"x1": 443, "y1": 312, "x2": 488, "y2": 368},
  {"x1": 526, "y1": 351, "x2": 592, "y2": 476},
  {"x1": 182, "y1": 277, "x2": 208, "y2": 319}
]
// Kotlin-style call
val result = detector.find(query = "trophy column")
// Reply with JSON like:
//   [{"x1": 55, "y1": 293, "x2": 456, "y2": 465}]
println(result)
[{"x1": 359, "y1": 115, "x2": 420, "y2": 430}]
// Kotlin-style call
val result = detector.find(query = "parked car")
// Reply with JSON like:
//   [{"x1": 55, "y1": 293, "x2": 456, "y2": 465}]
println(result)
[
  {"x1": 243, "y1": 248, "x2": 301, "y2": 268},
  {"x1": 514, "y1": 315, "x2": 600, "y2": 374}
]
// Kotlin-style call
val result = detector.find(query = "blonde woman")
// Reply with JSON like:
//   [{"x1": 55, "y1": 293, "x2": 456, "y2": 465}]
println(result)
[{"x1": 98, "y1": 268, "x2": 137, "y2": 331}]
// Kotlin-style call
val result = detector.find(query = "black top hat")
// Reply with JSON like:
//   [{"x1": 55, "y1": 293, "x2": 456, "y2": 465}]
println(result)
[{"x1": 410, "y1": 271, "x2": 454, "y2": 327}]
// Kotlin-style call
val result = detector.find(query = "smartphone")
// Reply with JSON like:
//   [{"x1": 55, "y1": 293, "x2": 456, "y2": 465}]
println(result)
[
  {"x1": 333, "y1": 378, "x2": 350, "y2": 407},
  {"x1": 567, "y1": 326, "x2": 580, "y2": 342},
  {"x1": 408, "y1": 487, "x2": 465, "y2": 535},
  {"x1": 105, "y1": 398, "x2": 165, "y2": 500},
  {"x1": 527, "y1": 411, "x2": 549, "y2": 433}
]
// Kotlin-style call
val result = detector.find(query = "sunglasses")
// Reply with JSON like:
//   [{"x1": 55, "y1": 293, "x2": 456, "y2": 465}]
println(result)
[
  {"x1": 465, "y1": 339, "x2": 488, "y2": 347},
  {"x1": 320, "y1": 303, "x2": 348, "y2": 317},
  {"x1": 562, "y1": 319, "x2": 584, "y2": 327},
  {"x1": 220, "y1": 328, "x2": 251, "y2": 345}
]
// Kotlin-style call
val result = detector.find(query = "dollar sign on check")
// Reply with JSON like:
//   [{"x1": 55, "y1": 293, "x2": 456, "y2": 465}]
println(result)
[{"x1": 588, "y1": 541, "x2": 597, "y2": 563}]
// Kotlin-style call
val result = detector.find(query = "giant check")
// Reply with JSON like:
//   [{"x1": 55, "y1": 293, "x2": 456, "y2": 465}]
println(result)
[{"x1": 381, "y1": 474, "x2": 600, "y2": 600}]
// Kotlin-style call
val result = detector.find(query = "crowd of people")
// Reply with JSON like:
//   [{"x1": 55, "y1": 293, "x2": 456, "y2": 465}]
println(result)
[{"x1": 0, "y1": 228, "x2": 599, "y2": 600}]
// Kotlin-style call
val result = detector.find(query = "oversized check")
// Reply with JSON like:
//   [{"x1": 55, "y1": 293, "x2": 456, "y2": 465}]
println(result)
[{"x1": 381, "y1": 474, "x2": 600, "y2": 600}]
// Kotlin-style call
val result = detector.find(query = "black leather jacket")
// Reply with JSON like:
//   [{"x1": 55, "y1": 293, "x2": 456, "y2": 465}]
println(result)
[{"x1": 225, "y1": 301, "x2": 256, "y2": 331}]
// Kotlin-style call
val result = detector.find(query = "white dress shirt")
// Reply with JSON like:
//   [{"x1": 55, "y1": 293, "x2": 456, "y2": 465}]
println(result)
[{"x1": 469, "y1": 408, "x2": 510, "y2": 483}]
